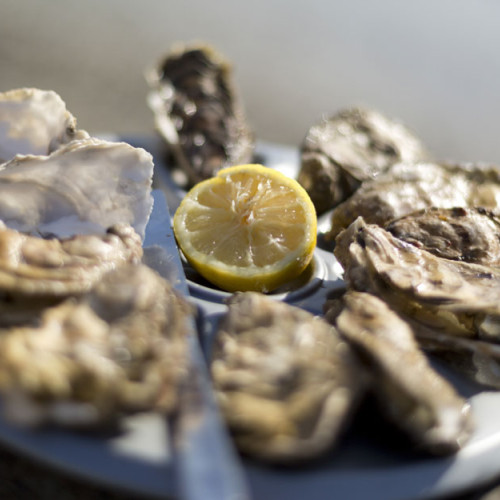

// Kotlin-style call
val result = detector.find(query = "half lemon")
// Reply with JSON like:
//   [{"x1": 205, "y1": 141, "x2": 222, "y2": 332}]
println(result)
[{"x1": 173, "y1": 164, "x2": 317, "y2": 293}]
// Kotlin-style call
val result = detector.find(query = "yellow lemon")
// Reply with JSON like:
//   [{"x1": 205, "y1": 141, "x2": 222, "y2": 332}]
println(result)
[{"x1": 173, "y1": 164, "x2": 317, "y2": 293}]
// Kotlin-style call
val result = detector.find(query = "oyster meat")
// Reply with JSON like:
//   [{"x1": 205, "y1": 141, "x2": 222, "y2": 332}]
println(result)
[
  {"x1": 0, "y1": 222, "x2": 142, "y2": 326},
  {"x1": 0, "y1": 263, "x2": 190, "y2": 427},
  {"x1": 298, "y1": 107, "x2": 428, "y2": 214},
  {"x1": 0, "y1": 88, "x2": 88, "y2": 163},
  {"x1": 146, "y1": 43, "x2": 254, "y2": 186},
  {"x1": 0, "y1": 137, "x2": 154, "y2": 240},
  {"x1": 326, "y1": 161, "x2": 500, "y2": 240},
  {"x1": 325, "y1": 291, "x2": 473, "y2": 455},
  {"x1": 211, "y1": 292, "x2": 367, "y2": 464},
  {"x1": 386, "y1": 206, "x2": 500, "y2": 266}
]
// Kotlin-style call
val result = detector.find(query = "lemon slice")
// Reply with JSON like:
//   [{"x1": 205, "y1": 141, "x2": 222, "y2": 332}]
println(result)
[{"x1": 173, "y1": 164, "x2": 317, "y2": 293}]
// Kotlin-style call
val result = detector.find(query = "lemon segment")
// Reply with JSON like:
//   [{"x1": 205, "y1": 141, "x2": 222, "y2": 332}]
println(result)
[{"x1": 173, "y1": 164, "x2": 317, "y2": 292}]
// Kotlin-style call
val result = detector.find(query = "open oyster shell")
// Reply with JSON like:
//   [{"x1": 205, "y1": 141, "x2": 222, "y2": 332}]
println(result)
[
  {"x1": 380, "y1": 206, "x2": 500, "y2": 388},
  {"x1": 146, "y1": 42, "x2": 254, "y2": 186},
  {"x1": 326, "y1": 161, "x2": 500, "y2": 241},
  {"x1": 385, "y1": 206, "x2": 500, "y2": 266},
  {"x1": 0, "y1": 263, "x2": 190, "y2": 428},
  {"x1": 0, "y1": 88, "x2": 89, "y2": 164},
  {"x1": 0, "y1": 137, "x2": 154, "y2": 240},
  {"x1": 397, "y1": 314, "x2": 500, "y2": 390},
  {"x1": 211, "y1": 292, "x2": 368, "y2": 464},
  {"x1": 298, "y1": 107, "x2": 428, "y2": 214},
  {"x1": 325, "y1": 291, "x2": 473, "y2": 455},
  {"x1": 335, "y1": 217, "x2": 500, "y2": 342},
  {"x1": 0, "y1": 222, "x2": 142, "y2": 326}
]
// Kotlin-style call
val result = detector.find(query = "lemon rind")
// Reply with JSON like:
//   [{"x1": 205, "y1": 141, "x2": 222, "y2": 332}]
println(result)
[{"x1": 173, "y1": 164, "x2": 317, "y2": 293}]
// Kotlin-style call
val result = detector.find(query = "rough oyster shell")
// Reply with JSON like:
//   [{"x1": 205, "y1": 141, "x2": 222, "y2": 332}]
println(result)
[
  {"x1": 0, "y1": 137, "x2": 154, "y2": 240},
  {"x1": 385, "y1": 206, "x2": 500, "y2": 266},
  {"x1": 397, "y1": 314, "x2": 500, "y2": 390},
  {"x1": 0, "y1": 263, "x2": 189, "y2": 428},
  {"x1": 325, "y1": 291, "x2": 473, "y2": 455},
  {"x1": 0, "y1": 88, "x2": 89, "y2": 163},
  {"x1": 146, "y1": 42, "x2": 254, "y2": 186},
  {"x1": 335, "y1": 217, "x2": 500, "y2": 342},
  {"x1": 326, "y1": 161, "x2": 500, "y2": 240},
  {"x1": 380, "y1": 206, "x2": 500, "y2": 387},
  {"x1": 211, "y1": 292, "x2": 367, "y2": 464},
  {"x1": 0, "y1": 222, "x2": 142, "y2": 326},
  {"x1": 298, "y1": 108, "x2": 428, "y2": 214}
]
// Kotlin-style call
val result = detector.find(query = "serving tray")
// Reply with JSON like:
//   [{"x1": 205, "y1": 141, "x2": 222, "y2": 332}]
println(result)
[{"x1": 0, "y1": 134, "x2": 498, "y2": 500}]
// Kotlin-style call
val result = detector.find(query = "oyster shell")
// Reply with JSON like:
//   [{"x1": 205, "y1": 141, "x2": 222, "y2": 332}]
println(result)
[
  {"x1": 399, "y1": 314, "x2": 500, "y2": 390},
  {"x1": 0, "y1": 88, "x2": 88, "y2": 163},
  {"x1": 0, "y1": 222, "x2": 142, "y2": 326},
  {"x1": 380, "y1": 206, "x2": 500, "y2": 387},
  {"x1": 0, "y1": 137, "x2": 154, "y2": 240},
  {"x1": 211, "y1": 292, "x2": 367, "y2": 464},
  {"x1": 386, "y1": 206, "x2": 500, "y2": 266},
  {"x1": 146, "y1": 42, "x2": 254, "y2": 186},
  {"x1": 0, "y1": 263, "x2": 189, "y2": 427},
  {"x1": 298, "y1": 108, "x2": 428, "y2": 214},
  {"x1": 325, "y1": 291, "x2": 473, "y2": 455},
  {"x1": 335, "y1": 217, "x2": 500, "y2": 342},
  {"x1": 326, "y1": 161, "x2": 500, "y2": 240}
]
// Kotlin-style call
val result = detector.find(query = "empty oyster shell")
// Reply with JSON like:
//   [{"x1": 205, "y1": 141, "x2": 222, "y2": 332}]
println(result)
[
  {"x1": 386, "y1": 206, "x2": 500, "y2": 266},
  {"x1": 326, "y1": 161, "x2": 500, "y2": 240},
  {"x1": 211, "y1": 292, "x2": 367, "y2": 464},
  {"x1": 0, "y1": 88, "x2": 88, "y2": 163},
  {"x1": 146, "y1": 42, "x2": 254, "y2": 186},
  {"x1": 298, "y1": 108, "x2": 428, "y2": 214},
  {"x1": 0, "y1": 222, "x2": 142, "y2": 326},
  {"x1": 335, "y1": 217, "x2": 500, "y2": 342},
  {"x1": 0, "y1": 263, "x2": 189, "y2": 427},
  {"x1": 325, "y1": 291, "x2": 473, "y2": 455},
  {"x1": 0, "y1": 137, "x2": 154, "y2": 240}
]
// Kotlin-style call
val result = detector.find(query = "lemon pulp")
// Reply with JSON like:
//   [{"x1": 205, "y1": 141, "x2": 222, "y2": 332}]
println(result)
[{"x1": 173, "y1": 164, "x2": 317, "y2": 292}]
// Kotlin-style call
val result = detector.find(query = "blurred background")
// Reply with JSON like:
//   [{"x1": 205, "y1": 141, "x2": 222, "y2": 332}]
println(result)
[{"x1": 1, "y1": 0, "x2": 499, "y2": 163}]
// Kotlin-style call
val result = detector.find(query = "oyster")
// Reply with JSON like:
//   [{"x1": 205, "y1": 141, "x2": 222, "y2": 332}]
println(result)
[
  {"x1": 211, "y1": 292, "x2": 367, "y2": 464},
  {"x1": 386, "y1": 206, "x2": 500, "y2": 266},
  {"x1": 0, "y1": 88, "x2": 88, "y2": 163},
  {"x1": 0, "y1": 137, "x2": 154, "y2": 240},
  {"x1": 325, "y1": 291, "x2": 473, "y2": 455},
  {"x1": 0, "y1": 222, "x2": 142, "y2": 326},
  {"x1": 335, "y1": 217, "x2": 500, "y2": 342},
  {"x1": 298, "y1": 107, "x2": 428, "y2": 214},
  {"x1": 0, "y1": 263, "x2": 189, "y2": 427},
  {"x1": 399, "y1": 314, "x2": 500, "y2": 390},
  {"x1": 326, "y1": 161, "x2": 500, "y2": 240},
  {"x1": 146, "y1": 42, "x2": 254, "y2": 186}
]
